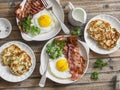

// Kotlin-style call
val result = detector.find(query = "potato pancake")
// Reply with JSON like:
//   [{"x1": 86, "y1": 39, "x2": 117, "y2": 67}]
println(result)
[
  {"x1": 87, "y1": 19, "x2": 120, "y2": 49},
  {"x1": 1, "y1": 44, "x2": 32, "y2": 75}
]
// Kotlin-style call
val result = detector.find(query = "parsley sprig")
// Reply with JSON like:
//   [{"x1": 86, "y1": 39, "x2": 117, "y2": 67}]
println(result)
[
  {"x1": 20, "y1": 15, "x2": 40, "y2": 36},
  {"x1": 91, "y1": 58, "x2": 108, "y2": 80},
  {"x1": 46, "y1": 39, "x2": 65, "y2": 59},
  {"x1": 91, "y1": 71, "x2": 99, "y2": 80},
  {"x1": 94, "y1": 58, "x2": 107, "y2": 69},
  {"x1": 72, "y1": 27, "x2": 81, "y2": 36}
]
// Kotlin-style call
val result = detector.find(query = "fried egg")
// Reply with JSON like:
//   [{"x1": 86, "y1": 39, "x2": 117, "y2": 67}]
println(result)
[
  {"x1": 32, "y1": 9, "x2": 56, "y2": 34},
  {"x1": 49, "y1": 55, "x2": 71, "y2": 79}
]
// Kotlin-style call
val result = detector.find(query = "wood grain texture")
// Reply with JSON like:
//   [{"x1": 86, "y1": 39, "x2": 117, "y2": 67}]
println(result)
[{"x1": 0, "y1": 0, "x2": 120, "y2": 90}]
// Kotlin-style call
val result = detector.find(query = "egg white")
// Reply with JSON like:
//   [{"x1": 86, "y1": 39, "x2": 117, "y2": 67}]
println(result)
[
  {"x1": 49, "y1": 55, "x2": 71, "y2": 79},
  {"x1": 31, "y1": 9, "x2": 57, "y2": 34}
]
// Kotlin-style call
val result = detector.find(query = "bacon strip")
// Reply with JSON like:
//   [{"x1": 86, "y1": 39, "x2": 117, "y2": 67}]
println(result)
[
  {"x1": 67, "y1": 36, "x2": 86, "y2": 80},
  {"x1": 15, "y1": 0, "x2": 44, "y2": 19}
]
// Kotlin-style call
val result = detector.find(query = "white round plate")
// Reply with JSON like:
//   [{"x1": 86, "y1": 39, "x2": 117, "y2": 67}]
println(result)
[
  {"x1": 84, "y1": 14, "x2": 120, "y2": 54},
  {"x1": 0, "y1": 41, "x2": 36, "y2": 82},
  {"x1": 0, "y1": 18, "x2": 12, "y2": 39},
  {"x1": 40, "y1": 35, "x2": 89, "y2": 84},
  {"x1": 16, "y1": 0, "x2": 64, "y2": 41}
]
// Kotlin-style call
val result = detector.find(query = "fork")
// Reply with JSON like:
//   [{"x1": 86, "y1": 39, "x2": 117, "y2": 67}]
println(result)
[
  {"x1": 39, "y1": 57, "x2": 49, "y2": 87},
  {"x1": 41, "y1": 0, "x2": 70, "y2": 34}
]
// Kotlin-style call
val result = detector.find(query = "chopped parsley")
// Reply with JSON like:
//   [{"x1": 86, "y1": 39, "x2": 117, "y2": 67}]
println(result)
[
  {"x1": 72, "y1": 27, "x2": 81, "y2": 36},
  {"x1": 91, "y1": 71, "x2": 99, "y2": 80},
  {"x1": 46, "y1": 39, "x2": 65, "y2": 59},
  {"x1": 91, "y1": 58, "x2": 108, "y2": 80},
  {"x1": 20, "y1": 15, "x2": 40, "y2": 36},
  {"x1": 94, "y1": 58, "x2": 107, "y2": 69}
]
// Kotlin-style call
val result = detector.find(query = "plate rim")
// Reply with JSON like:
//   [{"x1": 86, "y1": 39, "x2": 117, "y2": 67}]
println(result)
[
  {"x1": 40, "y1": 35, "x2": 89, "y2": 84},
  {"x1": 0, "y1": 41, "x2": 36, "y2": 82},
  {"x1": 84, "y1": 14, "x2": 120, "y2": 54}
]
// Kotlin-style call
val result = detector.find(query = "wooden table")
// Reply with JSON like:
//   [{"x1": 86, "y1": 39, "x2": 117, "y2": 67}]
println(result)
[{"x1": 0, "y1": 0, "x2": 120, "y2": 90}]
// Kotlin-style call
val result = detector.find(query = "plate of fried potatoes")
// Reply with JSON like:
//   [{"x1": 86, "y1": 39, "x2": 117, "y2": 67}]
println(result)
[
  {"x1": 84, "y1": 14, "x2": 120, "y2": 54},
  {"x1": 0, "y1": 41, "x2": 36, "y2": 82}
]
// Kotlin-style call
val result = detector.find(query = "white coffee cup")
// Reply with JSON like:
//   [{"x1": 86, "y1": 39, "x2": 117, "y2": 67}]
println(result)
[{"x1": 68, "y1": 2, "x2": 87, "y2": 26}]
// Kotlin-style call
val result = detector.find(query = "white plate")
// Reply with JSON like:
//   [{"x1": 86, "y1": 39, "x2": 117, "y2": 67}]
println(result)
[
  {"x1": 16, "y1": 0, "x2": 64, "y2": 41},
  {"x1": 84, "y1": 14, "x2": 120, "y2": 54},
  {"x1": 40, "y1": 35, "x2": 89, "y2": 84},
  {"x1": 0, "y1": 41, "x2": 36, "y2": 82}
]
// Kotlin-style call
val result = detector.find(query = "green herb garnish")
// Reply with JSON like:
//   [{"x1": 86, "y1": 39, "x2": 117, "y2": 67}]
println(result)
[
  {"x1": 20, "y1": 15, "x2": 40, "y2": 36},
  {"x1": 72, "y1": 27, "x2": 81, "y2": 36},
  {"x1": 91, "y1": 71, "x2": 99, "y2": 80},
  {"x1": 94, "y1": 58, "x2": 107, "y2": 69},
  {"x1": 46, "y1": 39, "x2": 65, "y2": 59},
  {"x1": 30, "y1": 25, "x2": 40, "y2": 35}
]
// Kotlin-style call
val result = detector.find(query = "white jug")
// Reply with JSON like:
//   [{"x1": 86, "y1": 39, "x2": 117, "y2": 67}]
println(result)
[{"x1": 68, "y1": 2, "x2": 87, "y2": 26}]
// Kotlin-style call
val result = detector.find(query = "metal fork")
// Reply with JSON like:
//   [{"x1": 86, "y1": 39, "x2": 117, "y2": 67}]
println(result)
[{"x1": 41, "y1": 0, "x2": 70, "y2": 34}]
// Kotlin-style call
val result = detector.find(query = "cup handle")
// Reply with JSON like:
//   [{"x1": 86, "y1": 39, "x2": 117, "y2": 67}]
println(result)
[{"x1": 68, "y1": 2, "x2": 75, "y2": 10}]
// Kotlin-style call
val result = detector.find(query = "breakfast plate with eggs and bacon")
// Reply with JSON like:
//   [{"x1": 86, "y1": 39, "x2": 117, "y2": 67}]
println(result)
[
  {"x1": 40, "y1": 35, "x2": 89, "y2": 84},
  {"x1": 16, "y1": 0, "x2": 64, "y2": 41}
]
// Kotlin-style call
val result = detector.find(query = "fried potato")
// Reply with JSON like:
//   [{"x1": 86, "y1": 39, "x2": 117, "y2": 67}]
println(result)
[
  {"x1": 1, "y1": 44, "x2": 32, "y2": 75},
  {"x1": 87, "y1": 19, "x2": 120, "y2": 50},
  {"x1": 1, "y1": 44, "x2": 21, "y2": 66},
  {"x1": 10, "y1": 51, "x2": 32, "y2": 76}
]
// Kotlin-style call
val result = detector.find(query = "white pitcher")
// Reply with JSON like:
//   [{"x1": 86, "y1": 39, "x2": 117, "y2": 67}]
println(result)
[{"x1": 68, "y1": 2, "x2": 87, "y2": 26}]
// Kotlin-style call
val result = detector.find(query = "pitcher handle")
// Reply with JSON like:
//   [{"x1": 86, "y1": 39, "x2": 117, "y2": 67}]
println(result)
[{"x1": 67, "y1": 2, "x2": 75, "y2": 10}]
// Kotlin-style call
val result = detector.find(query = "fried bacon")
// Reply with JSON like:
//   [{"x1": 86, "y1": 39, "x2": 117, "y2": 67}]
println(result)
[
  {"x1": 16, "y1": 0, "x2": 44, "y2": 19},
  {"x1": 66, "y1": 36, "x2": 86, "y2": 80},
  {"x1": 56, "y1": 36, "x2": 86, "y2": 80}
]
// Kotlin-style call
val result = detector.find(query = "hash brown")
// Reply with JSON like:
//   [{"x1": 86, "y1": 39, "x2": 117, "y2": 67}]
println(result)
[
  {"x1": 10, "y1": 51, "x2": 32, "y2": 76},
  {"x1": 1, "y1": 44, "x2": 32, "y2": 75},
  {"x1": 1, "y1": 44, "x2": 21, "y2": 66},
  {"x1": 87, "y1": 19, "x2": 120, "y2": 50}
]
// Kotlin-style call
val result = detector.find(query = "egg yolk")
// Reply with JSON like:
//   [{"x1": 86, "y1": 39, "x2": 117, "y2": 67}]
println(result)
[
  {"x1": 38, "y1": 14, "x2": 52, "y2": 27},
  {"x1": 56, "y1": 59, "x2": 69, "y2": 72}
]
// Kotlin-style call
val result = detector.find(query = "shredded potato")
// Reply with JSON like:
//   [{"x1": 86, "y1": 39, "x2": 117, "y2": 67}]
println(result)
[{"x1": 87, "y1": 19, "x2": 120, "y2": 49}]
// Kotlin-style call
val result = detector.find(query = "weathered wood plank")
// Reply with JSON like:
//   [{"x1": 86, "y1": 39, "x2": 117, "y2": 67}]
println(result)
[
  {"x1": 89, "y1": 50, "x2": 120, "y2": 58},
  {"x1": 62, "y1": 2, "x2": 120, "y2": 12},
  {"x1": 0, "y1": 72, "x2": 117, "y2": 89},
  {"x1": 0, "y1": 0, "x2": 22, "y2": 3},
  {"x1": 2, "y1": 82, "x2": 114, "y2": 90},
  {"x1": 61, "y1": 0, "x2": 120, "y2": 4}
]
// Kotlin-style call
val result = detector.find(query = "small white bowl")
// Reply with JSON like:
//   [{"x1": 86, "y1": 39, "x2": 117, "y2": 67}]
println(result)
[{"x1": 0, "y1": 18, "x2": 12, "y2": 39}]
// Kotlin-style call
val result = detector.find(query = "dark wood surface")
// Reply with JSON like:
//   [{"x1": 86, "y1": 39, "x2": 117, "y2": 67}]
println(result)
[{"x1": 0, "y1": 0, "x2": 120, "y2": 90}]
